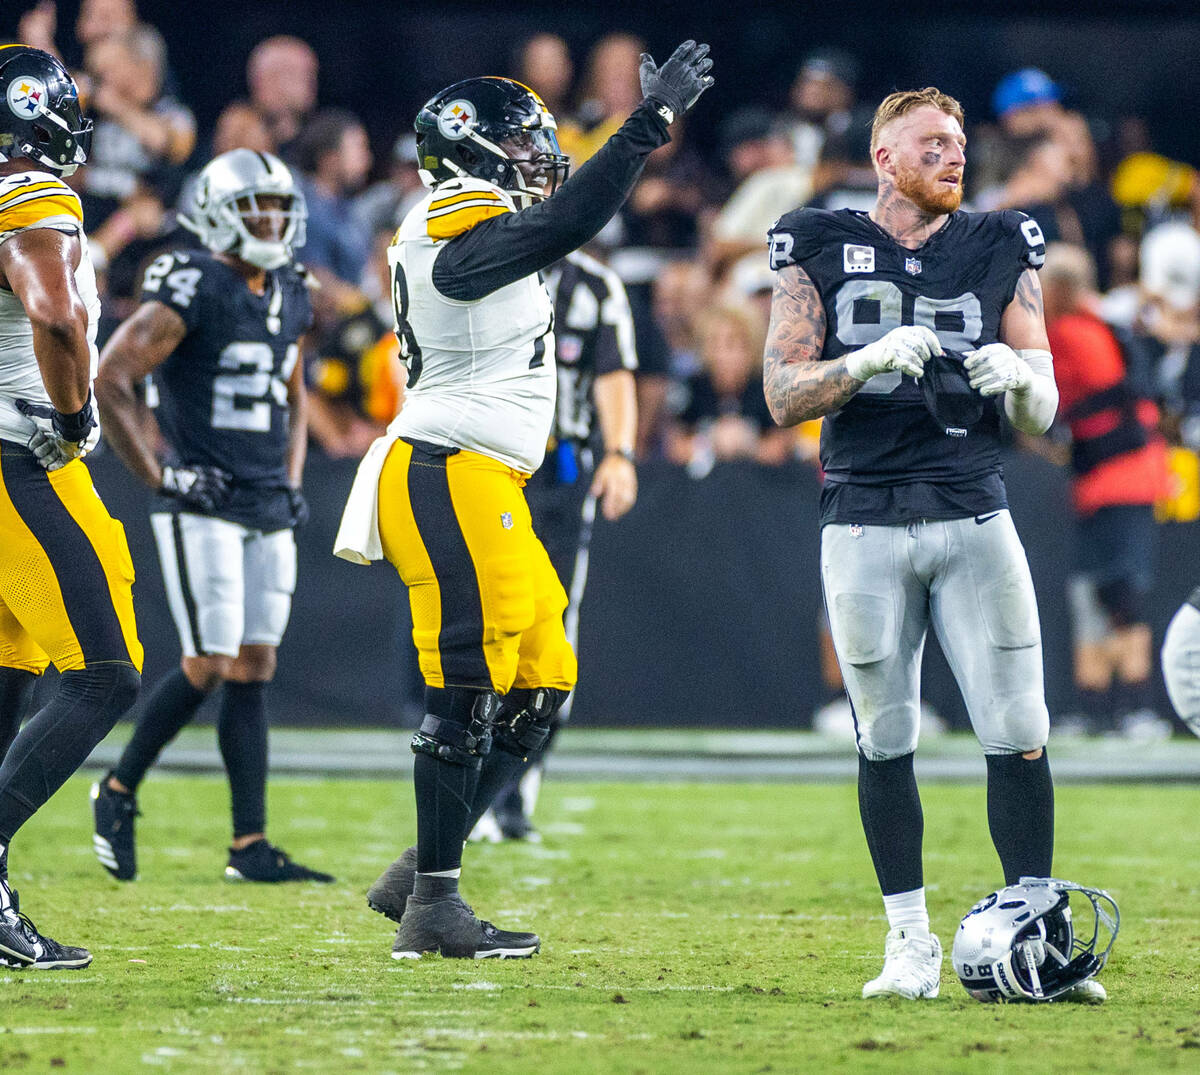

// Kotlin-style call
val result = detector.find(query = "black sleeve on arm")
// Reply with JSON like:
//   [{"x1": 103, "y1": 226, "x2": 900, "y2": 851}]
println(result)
[{"x1": 432, "y1": 101, "x2": 670, "y2": 302}]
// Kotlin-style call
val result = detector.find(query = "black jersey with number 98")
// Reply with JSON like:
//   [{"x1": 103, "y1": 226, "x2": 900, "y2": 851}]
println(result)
[{"x1": 766, "y1": 206, "x2": 1045, "y2": 524}]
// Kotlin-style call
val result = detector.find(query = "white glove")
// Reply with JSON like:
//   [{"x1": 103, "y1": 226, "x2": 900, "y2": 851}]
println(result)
[
  {"x1": 844, "y1": 325, "x2": 942, "y2": 382},
  {"x1": 964, "y1": 343, "x2": 1033, "y2": 396}
]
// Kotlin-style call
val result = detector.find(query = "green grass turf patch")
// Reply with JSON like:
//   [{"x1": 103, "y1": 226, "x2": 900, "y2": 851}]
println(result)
[{"x1": 1, "y1": 776, "x2": 1198, "y2": 1073}]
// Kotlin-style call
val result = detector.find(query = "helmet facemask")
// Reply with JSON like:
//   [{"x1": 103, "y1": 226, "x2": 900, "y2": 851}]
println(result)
[
  {"x1": 0, "y1": 47, "x2": 93, "y2": 176},
  {"x1": 179, "y1": 149, "x2": 307, "y2": 271},
  {"x1": 494, "y1": 128, "x2": 570, "y2": 207},
  {"x1": 213, "y1": 189, "x2": 308, "y2": 270},
  {"x1": 415, "y1": 77, "x2": 570, "y2": 207},
  {"x1": 952, "y1": 877, "x2": 1120, "y2": 1002}
]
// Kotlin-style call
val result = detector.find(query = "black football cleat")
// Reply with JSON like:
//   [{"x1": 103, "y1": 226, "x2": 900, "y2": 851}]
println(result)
[
  {"x1": 391, "y1": 895, "x2": 540, "y2": 960},
  {"x1": 225, "y1": 839, "x2": 335, "y2": 883},
  {"x1": 366, "y1": 845, "x2": 417, "y2": 923},
  {"x1": 91, "y1": 778, "x2": 139, "y2": 881},
  {"x1": 0, "y1": 881, "x2": 92, "y2": 970}
]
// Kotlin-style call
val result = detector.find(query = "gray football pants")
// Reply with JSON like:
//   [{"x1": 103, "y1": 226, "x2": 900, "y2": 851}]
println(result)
[
  {"x1": 1162, "y1": 602, "x2": 1200, "y2": 733},
  {"x1": 820, "y1": 511, "x2": 1049, "y2": 760}
]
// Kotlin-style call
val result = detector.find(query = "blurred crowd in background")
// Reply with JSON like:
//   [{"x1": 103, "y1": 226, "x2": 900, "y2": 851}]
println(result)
[{"x1": 9, "y1": 0, "x2": 1200, "y2": 736}]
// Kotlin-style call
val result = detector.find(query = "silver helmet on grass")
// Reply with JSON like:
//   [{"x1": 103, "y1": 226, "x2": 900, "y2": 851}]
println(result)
[
  {"x1": 179, "y1": 149, "x2": 306, "y2": 270},
  {"x1": 952, "y1": 876, "x2": 1119, "y2": 1002}
]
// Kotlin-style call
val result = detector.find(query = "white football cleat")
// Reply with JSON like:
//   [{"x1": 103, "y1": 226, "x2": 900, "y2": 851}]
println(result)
[
  {"x1": 862, "y1": 927, "x2": 943, "y2": 999},
  {"x1": 466, "y1": 808, "x2": 503, "y2": 844}
]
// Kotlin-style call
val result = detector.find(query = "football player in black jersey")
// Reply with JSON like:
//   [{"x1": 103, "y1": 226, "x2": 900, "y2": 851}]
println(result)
[
  {"x1": 90, "y1": 149, "x2": 332, "y2": 884},
  {"x1": 763, "y1": 88, "x2": 1096, "y2": 1000}
]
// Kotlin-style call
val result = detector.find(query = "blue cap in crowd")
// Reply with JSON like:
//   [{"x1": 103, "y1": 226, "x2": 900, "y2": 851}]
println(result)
[{"x1": 992, "y1": 68, "x2": 1061, "y2": 118}]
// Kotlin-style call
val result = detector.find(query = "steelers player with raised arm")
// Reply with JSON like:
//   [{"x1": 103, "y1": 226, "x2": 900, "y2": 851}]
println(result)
[
  {"x1": 762, "y1": 88, "x2": 1100, "y2": 1001},
  {"x1": 335, "y1": 42, "x2": 714, "y2": 960},
  {"x1": 0, "y1": 46, "x2": 142, "y2": 970},
  {"x1": 90, "y1": 149, "x2": 330, "y2": 885}
]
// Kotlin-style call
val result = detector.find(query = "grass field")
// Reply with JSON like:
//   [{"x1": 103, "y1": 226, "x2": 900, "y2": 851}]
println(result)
[{"x1": 2, "y1": 773, "x2": 1199, "y2": 1073}]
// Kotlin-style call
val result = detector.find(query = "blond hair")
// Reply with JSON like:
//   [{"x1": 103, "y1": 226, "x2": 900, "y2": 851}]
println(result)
[{"x1": 870, "y1": 87, "x2": 965, "y2": 158}]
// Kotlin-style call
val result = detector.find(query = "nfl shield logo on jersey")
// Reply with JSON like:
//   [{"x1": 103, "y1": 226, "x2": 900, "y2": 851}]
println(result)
[
  {"x1": 500, "y1": 511, "x2": 514, "y2": 530},
  {"x1": 904, "y1": 256, "x2": 922, "y2": 276}
]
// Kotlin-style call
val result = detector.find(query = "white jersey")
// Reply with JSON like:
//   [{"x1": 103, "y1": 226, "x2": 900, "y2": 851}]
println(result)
[
  {"x1": 0, "y1": 169, "x2": 100, "y2": 445},
  {"x1": 387, "y1": 178, "x2": 556, "y2": 474}
]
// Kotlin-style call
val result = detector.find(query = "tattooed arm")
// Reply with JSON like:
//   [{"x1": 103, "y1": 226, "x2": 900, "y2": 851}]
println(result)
[
  {"x1": 965, "y1": 268, "x2": 1058, "y2": 434},
  {"x1": 1000, "y1": 269, "x2": 1051, "y2": 352},
  {"x1": 762, "y1": 264, "x2": 859, "y2": 426},
  {"x1": 763, "y1": 264, "x2": 943, "y2": 426}
]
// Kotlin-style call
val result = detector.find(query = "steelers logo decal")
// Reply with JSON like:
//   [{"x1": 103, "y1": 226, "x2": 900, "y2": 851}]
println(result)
[
  {"x1": 7, "y1": 76, "x2": 47, "y2": 120},
  {"x1": 437, "y1": 99, "x2": 476, "y2": 140}
]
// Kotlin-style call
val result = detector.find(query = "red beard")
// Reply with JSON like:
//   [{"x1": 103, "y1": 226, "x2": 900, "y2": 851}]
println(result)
[{"x1": 894, "y1": 163, "x2": 963, "y2": 214}]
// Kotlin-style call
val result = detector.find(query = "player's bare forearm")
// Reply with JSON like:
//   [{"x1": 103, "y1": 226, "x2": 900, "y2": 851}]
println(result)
[
  {"x1": 0, "y1": 228, "x2": 90, "y2": 411},
  {"x1": 593, "y1": 369, "x2": 637, "y2": 456},
  {"x1": 763, "y1": 264, "x2": 858, "y2": 426},
  {"x1": 30, "y1": 314, "x2": 91, "y2": 412},
  {"x1": 96, "y1": 302, "x2": 185, "y2": 488},
  {"x1": 286, "y1": 366, "x2": 308, "y2": 488}
]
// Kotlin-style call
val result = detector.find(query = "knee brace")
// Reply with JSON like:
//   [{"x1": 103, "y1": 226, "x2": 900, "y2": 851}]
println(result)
[
  {"x1": 492, "y1": 687, "x2": 570, "y2": 759},
  {"x1": 410, "y1": 690, "x2": 496, "y2": 769}
]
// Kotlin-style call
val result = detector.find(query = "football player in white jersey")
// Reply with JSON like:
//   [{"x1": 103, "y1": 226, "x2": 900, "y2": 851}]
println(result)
[
  {"x1": 0, "y1": 45, "x2": 142, "y2": 970},
  {"x1": 335, "y1": 42, "x2": 714, "y2": 960}
]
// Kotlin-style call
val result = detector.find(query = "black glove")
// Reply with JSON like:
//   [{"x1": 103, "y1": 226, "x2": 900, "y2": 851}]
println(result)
[
  {"x1": 287, "y1": 486, "x2": 309, "y2": 529},
  {"x1": 638, "y1": 40, "x2": 714, "y2": 123},
  {"x1": 160, "y1": 463, "x2": 232, "y2": 512},
  {"x1": 15, "y1": 391, "x2": 100, "y2": 471}
]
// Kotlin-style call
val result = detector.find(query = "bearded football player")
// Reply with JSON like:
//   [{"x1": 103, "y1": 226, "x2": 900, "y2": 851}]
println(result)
[{"x1": 763, "y1": 87, "x2": 1100, "y2": 1002}]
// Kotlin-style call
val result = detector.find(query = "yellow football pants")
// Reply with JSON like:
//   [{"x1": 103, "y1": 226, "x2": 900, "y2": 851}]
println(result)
[
  {"x1": 378, "y1": 439, "x2": 576, "y2": 694},
  {"x1": 0, "y1": 443, "x2": 143, "y2": 674}
]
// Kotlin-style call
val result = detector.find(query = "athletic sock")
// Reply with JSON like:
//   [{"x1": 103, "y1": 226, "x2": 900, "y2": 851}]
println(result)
[
  {"x1": 413, "y1": 871, "x2": 460, "y2": 899},
  {"x1": 985, "y1": 749, "x2": 1054, "y2": 884},
  {"x1": 0, "y1": 664, "x2": 140, "y2": 842},
  {"x1": 218, "y1": 681, "x2": 269, "y2": 839},
  {"x1": 414, "y1": 687, "x2": 482, "y2": 874},
  {"x1": 858, "y1": 752, "x2": 924, "y2": 896},
  {"x1": 112, "y1": 668, "x2": 207, "y2": 791},
  {"x1": 883, "y1": 887, "x2": 930, "y2": 933},
  {"x1": 0, "y1": 668, "x2": 37, "y2": 761}
]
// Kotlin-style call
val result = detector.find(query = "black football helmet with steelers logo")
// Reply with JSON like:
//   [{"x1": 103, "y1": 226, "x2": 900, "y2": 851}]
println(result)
[
  {"x1": 414, "y1": 77, "x2": 569, "y2": 206},
  {"x1": 0, "y1": 45, "x2": 92, "y2": 177}
]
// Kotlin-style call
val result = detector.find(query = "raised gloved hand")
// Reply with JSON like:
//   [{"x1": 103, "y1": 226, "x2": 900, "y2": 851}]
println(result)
[
  {"x1": 160, "y1": 463, "x2": 231, "y2": 512},
  {"x1": 844, "y1": 325, "x2": 943, "y2": 382},
  {"x1": 287, "y1": 486, "x2": 309, "y2": 529},
  {"x1": 15, "y1": 390, "x2": 100, "y2": 471},
  {"x1": 639, "y1": 40, "x2": 714, "y2": 123},
  {"x1": 964, "y1": 343, "x2": 1034, "y2": 396}
]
